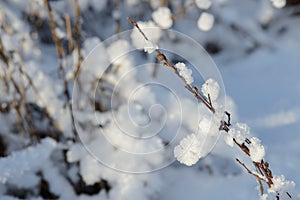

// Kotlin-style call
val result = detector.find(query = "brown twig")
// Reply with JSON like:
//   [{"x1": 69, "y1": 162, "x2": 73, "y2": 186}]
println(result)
[
  {"x1": 73, "y1": 0, "x2": 83, "y2": 80},
  {"x1": 127, "y1": 17, "x2": 292, "y2": 199},
  {"x1": 236, "y1": 158, "x2": 266, "y2": 182},
  {"x1": 127, "y1": 17, "x2": 215, "y2": 113},
  {"x1": 65, "y1": 13, "x2": 73, "y2": 53},
  {"x1": 44, "y1": 0, "x2": 78, "y2": 140}
]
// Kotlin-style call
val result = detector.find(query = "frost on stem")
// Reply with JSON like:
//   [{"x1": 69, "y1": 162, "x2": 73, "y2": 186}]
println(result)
[
  {"x1": 174, "y1": 62, "x2": 194, "y2": 85},
  {"x1": 268, "y1": 175, "x2": 295, "y2": 197},
  {"x1": 174, "y1": 134, "x2": 203, "y2": 166},
  {"x1": 248, "y1": 137, "x2": 265, "y2": 162},
  {"x1": 225, "y1": 123, "x2": 250, "y2": 146},
  {"x1": 127, "y1": 16, "x2": 296, "y2": 199},
  {"x1": 225, "y1": 124, "x2": 265, "y2": 162},
  {"x1": 130, "y1": 21, "x2": 161, "y2": 49},
  {"x1": 201, "y1": 78, "x2": 220, "y2": 101},
  {"x1": 144, "y1": 40, "x2": 158, "y2": 54},
  {"x1": 152, "y1": 7, "x2": 173, "y2": 29}
]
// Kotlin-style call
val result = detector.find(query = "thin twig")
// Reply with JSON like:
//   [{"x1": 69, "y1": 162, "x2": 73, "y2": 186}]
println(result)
[
  {"x1": 44, "y1": 0, "x2": 78, "y2": 140},
  {"x1": 126, "y1": 17, "x2": 290, "y2": 198},
  {"x1": 127, "y1": 17, "x2": 215, "y2": 113},
  {"x1": 236, "y1": 158, "x2": 266, "y2": 182}
]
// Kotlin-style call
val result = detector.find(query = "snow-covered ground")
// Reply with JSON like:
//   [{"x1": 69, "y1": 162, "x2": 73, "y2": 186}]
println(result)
[{"x1": 0, "y1": 0, "x2": 299, "y2": 199}]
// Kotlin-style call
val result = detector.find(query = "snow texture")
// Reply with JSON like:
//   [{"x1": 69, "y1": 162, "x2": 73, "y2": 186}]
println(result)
[
  {"x1": 201, "y1": 78, "x2": 220, "y2": 101},
  {"x1": 174, "y1": 134, "x2": 204, "y2": 166},
  {"x1": 268, "y1": 175, "x2": 295, "y2": 195},
  {"x1": 0, "y1": 138, "x2": 57, "y2": 184},
  {"x1": 198, "y1": 116, "x2": 220, "y2": 136},
  {"x1": 0, "y1": 0, "x2": 299, "y2": 199},
  {"x1": 174, "y1": 62, "x2": 194, "y2": 85},
  {"x1": 226, "y1": 123, "x2": 250, "y2": 145},
  {"x1": 144, "y1": 40, "x2": 158, "y2": 54},
  {"x1": 248, "y1": 137, "x2": 265, "y2": 162}
]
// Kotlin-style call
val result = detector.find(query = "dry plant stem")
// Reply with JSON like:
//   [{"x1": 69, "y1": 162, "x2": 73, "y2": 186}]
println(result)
[
  {"x1": 44, "y1": 0, "x2": 78, "y2": 140},
  {"x1": 0, "y1": 40, "x2": 28, "y2": 135},
  {"x1": 1, "y1": 9, "x2": 61, "y2": 139},
  {"x1": 65, "y1": 13, "x2": 73, "y2": 53},
  {"x1": 236, "y1": 158, "x2": 266, "y2": 182},
  {"x1": 114, "y1": 0, "x2": 122, "y2": 33},
  {"x1": 14, "y1": 48, "x2": 62, "y2": 133},
  {"x1": 0, "y1": 12, "x2": 14, "y2": 35},
  {"x1": 256, "y1": 166, "x2": 265, "y2": 195},
  {"x1": 73, "y1": 0, "x2": 83, "y2": 79},
  {"x1": 127, "y1": 17, "x2": 215, "y2": 113},
  {"x1": 0, "y1": 38, "x2": 10, "y2": 93},
  {"x1": 127, "y1": 17, "x2": 292, "y2": 199}
]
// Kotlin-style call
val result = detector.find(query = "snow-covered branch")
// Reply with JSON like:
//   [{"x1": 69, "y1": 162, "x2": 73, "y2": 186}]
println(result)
[{"x1": 127, "y1": 17, "x2": 295, "y2": 199}]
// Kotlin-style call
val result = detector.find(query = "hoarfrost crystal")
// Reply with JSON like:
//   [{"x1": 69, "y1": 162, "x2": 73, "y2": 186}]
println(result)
[
  {"x1": 201, "y1": 78, "x2": 220, "y2": 101},
  {"x1": 248, "y1": 137, "x2": 265, "y2": 162},
  {"x1": 174, "y1": 134, "x2": 203, "y2": 166},
  {"x1": 174, "y1": 62, "x2": 194, "y2": 85}
]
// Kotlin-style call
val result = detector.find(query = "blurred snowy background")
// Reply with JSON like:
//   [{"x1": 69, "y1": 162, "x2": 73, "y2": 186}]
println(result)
[{"x1": 0, "y1": 0, "x2": 300, "y2": 199}]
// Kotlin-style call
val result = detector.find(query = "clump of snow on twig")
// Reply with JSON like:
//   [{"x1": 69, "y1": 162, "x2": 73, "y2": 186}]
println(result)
[
  {"x1": 174, "y1": 62, "x2": 194, "y2": 85},
  {"x1": 174, "y1": 133, "x2": 203, "y2": 166},
  {"x1": 144, "y1": 40, "x2": 158, "y2": 54},
  {"x1": 201, "y1": 78, "x2": 220, "y2": 101},
  {"x1": 224, "y1": 123, "x2": 250, "y2": 146},
  {"x1": 248, "y1": 137, "x2": 265, "y2": 162}
]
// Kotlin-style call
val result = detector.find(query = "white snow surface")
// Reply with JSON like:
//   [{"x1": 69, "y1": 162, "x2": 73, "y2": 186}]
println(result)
[
  {"x1": 0, "y1": 138, "x2": 57, "y2": 184},
  {"x1": 0, "y1": 0, "x2": 299, "y2": 200}
]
